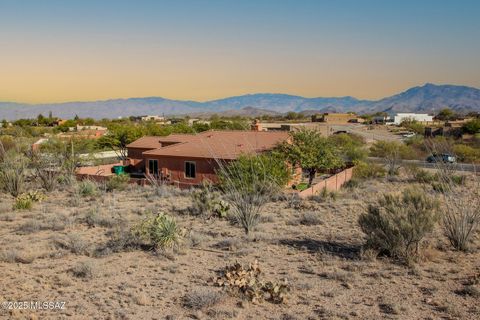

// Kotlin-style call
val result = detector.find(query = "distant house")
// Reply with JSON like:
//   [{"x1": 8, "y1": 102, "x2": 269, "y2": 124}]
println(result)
[
  {"x1": 140, "y1": 115, "x2": 166, "y2": 122},
  {"x1": 126, "y1": 131, "x2": 289, "y2": 188},
  {"x1": 393, "y1": 113, "x2": 433, "y2": 125},
  {"x1": 311, "y1": 113, "x2": 360, "y2": 124},
  {"x1": 250, "y1": 120, "x2": 334, "y2": 136}
]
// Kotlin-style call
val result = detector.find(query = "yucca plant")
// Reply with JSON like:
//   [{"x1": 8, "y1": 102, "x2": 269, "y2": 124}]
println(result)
[{"x1": 132, "y1": 212, "x2": 182, "y2": 250}]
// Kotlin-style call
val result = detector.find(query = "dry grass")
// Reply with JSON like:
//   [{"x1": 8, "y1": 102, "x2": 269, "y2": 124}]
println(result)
[{"x1": 0, "y1": 176, "x2": 478, "y2": 319}]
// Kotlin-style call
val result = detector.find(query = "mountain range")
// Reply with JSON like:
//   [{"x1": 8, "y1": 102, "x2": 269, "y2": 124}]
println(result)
[{"x1": 1, "y1": 83, "x2": 479, "y2": 120}]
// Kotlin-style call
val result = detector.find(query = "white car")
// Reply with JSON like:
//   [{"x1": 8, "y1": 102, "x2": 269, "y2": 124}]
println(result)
[{"x1": 402, "y1": 132, "x2": 416, "y2": 138}]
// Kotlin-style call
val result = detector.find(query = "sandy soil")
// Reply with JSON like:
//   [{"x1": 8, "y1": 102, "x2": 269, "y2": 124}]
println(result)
[{"x1": 0, "y1": 178, "x2": 479, "y2": 320}]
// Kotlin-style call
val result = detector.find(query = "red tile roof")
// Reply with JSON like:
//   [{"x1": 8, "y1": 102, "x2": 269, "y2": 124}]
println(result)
[
  {"x1": 141, "y1": 130, "x2": 289, "y2": 160},
  {"x1": 126, "y1": 134, "x2": 196, "y2": 149}
]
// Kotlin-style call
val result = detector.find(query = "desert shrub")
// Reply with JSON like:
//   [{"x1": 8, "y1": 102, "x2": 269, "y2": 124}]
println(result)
[
  {"x1": 359, "y1": 187, "x2": 439, "y2": 261},
  {"x1": 400, "y1": 119, "x2": 425, "y2": 135},
  {"x1": 344, "y1": 178, "x2": 360, "y2": 189},
  {"x1": 404, "y1": 164, "x2": 436, "y2": 183},
  {"x1": 353, "y1": 161, "x2": 386, "y2": 179},
  {"x1": 55, "y1": 233, "x2": 90, "y2": 255},
  {"x1": 76, "y1": 179, "x2": 99, "y2": 197},
  {"x1": 183, "y1": 287, "x2": 224, "y2": 310},
  {"x1": 13, "y1": 191, "x2": 45, "y2": 210},
  {"x1": 145, "y1": 173, "x2": 172, "y2": 197},
  {"x1": 442, "y1": 185, "x2": 480, "y2": 251},
  {"x1": 370, "y1": 141, "x2": 412, "y2": 175},
  {"x1": 299, "y1": 212, "x2": 323, "y2": 226},
  {"x1": 71, "y1": 260, "x2": 96, "y2": 278},
  {"x1": 13, "y1": 196, "x2": 33, "y2": 210},
  {"x1": 218, "y1": 154, "x2": 289, "y2": 234},
  {"x1": 0, "y1": 150, "x2": 29, "y2": 197},
  {"x1": 132, "y1": 212, "x2": 182, "y2": 250},
  {"x1": 30, "y1": 152, "x2": 62, "y2": 192},
  {"x1": 328, "y1": 133, "x2": 367, "y2": 164},
  {"x1": 189, "y1": 182, "x2": 230, "y2": 218},
  {"x1": 452, "y1": 144, "x2": 480, "y2": 163},
  {"x1": 106, "y1": 173, "x2": 130, "y2": 192},
  {"x1": 84, "y1": 207, "x2": 119, "y2": 228}
]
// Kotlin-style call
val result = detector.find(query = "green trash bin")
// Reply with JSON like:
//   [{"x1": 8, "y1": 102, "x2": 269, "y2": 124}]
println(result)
[{"x1": 113, "y1": 165, "x2": 125, "y2": 175}]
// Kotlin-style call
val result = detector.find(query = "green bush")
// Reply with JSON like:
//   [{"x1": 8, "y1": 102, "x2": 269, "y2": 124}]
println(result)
[
  {"x1": 359, "y1": 187, "x2": 439, "y2": 262},
  {"x1": 404, "y1": 165, "x2": 436, "y2": 183},
  {"x1": 12, "y1": 191, "x2": 45, "y2": 211},
  {"x1": 77, "y1": 179, "x2": 99, "y2": 197},
  {"x1": 13, "y1": 197, "x2": 32, "y2": 210},
  {"x1": 452, "y1": 144, "x2": 480, "y2": 163},
  {"x1": 353, "y1": 161, "x2": 386, "y2": 179},
  {"x1": 190, "y1": 182, "x2": 230, "y2": 218},
  {"x1": 132, "y1": 212, "x2": 182, "y2": 250},
  {"x1": 106, "y1": 173, "x2": 130, "y2": 192},
  {"x1": 0, "y1": 150, "x2": 29, "y2": 197}
]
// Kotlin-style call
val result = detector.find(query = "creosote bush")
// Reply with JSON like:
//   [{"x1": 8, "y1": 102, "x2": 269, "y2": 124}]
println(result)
[
  {"x1": 76, "y1": 179, "x2": 99, "y2": 197},
  {"x1": 132, "y1": 212, "x2": 182, "y2": 250},
  {"x1": 353, "y1": 161, "x2": 386, "y2": 180},
  {"x1": 359, "y1": 187, "x2": 439, "y2": 262},
  {"x1": 106, "y1": 173, "x2": 130, "y2": 192}
]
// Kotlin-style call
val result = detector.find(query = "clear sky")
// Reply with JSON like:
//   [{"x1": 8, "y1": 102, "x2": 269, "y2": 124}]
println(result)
[{"x1": 1, "y1": 0, "x2": 479, "y2": 103}]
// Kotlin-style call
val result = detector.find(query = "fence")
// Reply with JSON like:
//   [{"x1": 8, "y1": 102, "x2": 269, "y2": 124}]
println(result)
[{"x1": 297, "y1": 166, "x2": 354, "y2": 199}]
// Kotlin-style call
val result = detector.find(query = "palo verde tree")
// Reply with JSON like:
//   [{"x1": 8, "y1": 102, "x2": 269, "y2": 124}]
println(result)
[
  {"x1": 97, "y1": 124, "x2": 144, "y2": 159},
  {"x1": 280, "y1": 129, "x2": 344, "y2": 186}
]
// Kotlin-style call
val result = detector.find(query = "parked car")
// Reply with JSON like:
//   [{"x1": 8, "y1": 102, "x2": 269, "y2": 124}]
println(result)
[
  {"x1": 402, "y1": 132, "x2": 416, "y2": 138},
  {"x1": 426, "y1": 153, "x2": 456, "y2": 163}
]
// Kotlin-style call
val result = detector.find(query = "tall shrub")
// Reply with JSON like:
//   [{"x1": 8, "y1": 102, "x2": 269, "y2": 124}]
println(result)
[{"x1": 359, "y1": 187, "x2": 439, "y2": 261}]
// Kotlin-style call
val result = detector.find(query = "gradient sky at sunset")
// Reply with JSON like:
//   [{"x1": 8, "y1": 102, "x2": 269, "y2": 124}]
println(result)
[{"x1": 1, "y1": 0, "x2": 480, "y2": 103}]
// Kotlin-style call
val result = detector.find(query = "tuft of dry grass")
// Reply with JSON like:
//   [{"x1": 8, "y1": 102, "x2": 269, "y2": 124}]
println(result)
[{"x1": 183, "y1": 287, "x2": 224, "y2": 310}]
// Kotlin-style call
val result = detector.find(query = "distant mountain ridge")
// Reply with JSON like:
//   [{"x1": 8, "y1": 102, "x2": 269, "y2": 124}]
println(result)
[{"x1": 1, "y1": 83, "x2": 479, "y2": 120}]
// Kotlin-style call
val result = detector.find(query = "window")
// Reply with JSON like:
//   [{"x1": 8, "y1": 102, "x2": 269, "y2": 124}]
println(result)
[
  {"x1": 185, "y1": 161, "x2": 196, "y2": 178},
  {"x1": 148, "y1": 159, "x2": 158, "y2": 176}
]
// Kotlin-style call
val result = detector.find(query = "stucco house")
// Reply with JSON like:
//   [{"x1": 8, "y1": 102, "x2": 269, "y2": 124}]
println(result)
[{"x1": 126, "y1": 130, "x2": 289, "y2": 188}]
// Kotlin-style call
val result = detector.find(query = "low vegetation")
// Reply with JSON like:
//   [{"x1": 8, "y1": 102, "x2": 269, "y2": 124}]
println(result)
[{"x1": 359, "y1": 187, "x2": 439, "y2": 262}]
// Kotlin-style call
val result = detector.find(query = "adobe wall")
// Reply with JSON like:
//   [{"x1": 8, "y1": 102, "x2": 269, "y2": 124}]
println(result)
[{"x1": 298, "y1": 166, "x2": 354, "y2": 199}]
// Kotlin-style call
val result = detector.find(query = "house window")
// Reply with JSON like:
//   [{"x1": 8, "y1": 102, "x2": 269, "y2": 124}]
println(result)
[
  {"x1": 185, "y1": 161, "x2": 196, "y2": 179},
  {"x1": 148, "y1": 159, "x2": 158, "y2": 176}
]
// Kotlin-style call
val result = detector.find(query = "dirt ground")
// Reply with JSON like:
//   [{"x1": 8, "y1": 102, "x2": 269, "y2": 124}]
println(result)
[{"x1": 0, "y1": 177, "x2": 479, "y2": 320}]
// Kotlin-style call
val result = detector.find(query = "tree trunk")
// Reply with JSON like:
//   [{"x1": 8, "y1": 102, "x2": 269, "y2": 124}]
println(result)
[{"x1": 308, "y1": 169, "x2": 316, "y2": 187}]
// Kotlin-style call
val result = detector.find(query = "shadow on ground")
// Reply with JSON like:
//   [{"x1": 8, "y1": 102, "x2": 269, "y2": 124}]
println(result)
[{"x1": 279, "y1": 238, "x2": 361, "y2": 260}]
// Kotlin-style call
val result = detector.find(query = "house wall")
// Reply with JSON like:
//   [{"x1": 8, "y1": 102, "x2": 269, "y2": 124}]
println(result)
[
  {"x1": 298, "y1": 166, "x2": 354, "y2": 199},
  {"x1": 145, "y1": 155, "x2": 228, "y2": 188},
  {"x1": 394, "y1": 113, "x2": 433, "y2": 125}
]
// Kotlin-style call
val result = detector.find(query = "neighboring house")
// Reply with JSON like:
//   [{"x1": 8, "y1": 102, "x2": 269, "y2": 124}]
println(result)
[
  {"x1": 311, "y1": 113, "x2": 360, "y2": 124},
  {"x1": 393, "y1": 113, "x2": 433, "y2": 125},
  {"x1": 141, "y1": 115, "x2": 165, "y2": 122},
  {"x1": 126, "y1": 131, "x2": 289, "y2": 188},
  {"x1": 251, "y1": 120, "x2": 334, "y2": 136}
]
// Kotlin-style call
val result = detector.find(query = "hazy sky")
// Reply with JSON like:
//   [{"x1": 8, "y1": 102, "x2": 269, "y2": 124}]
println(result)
[{"x1": 1, "y1": 0, "x2": 479, "y2": 103}]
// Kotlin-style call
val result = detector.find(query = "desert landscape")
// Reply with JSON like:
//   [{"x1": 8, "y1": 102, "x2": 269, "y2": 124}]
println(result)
[{"x1": 1, "y1": 172, "x2": 478, "y2": 320}]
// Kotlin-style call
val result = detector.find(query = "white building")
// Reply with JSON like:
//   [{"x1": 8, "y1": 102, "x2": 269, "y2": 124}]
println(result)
[
  {"x1": 141, "y1": 115, "x2": 165, "y2": 122},
  {"x1": 393, "y1": 113, "x2": 433, "y2": 125}
]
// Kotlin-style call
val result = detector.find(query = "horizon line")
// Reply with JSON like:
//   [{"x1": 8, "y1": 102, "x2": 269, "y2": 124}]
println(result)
[{"x1": 0, "y1": 82, "x2": 477, "y2": 105}]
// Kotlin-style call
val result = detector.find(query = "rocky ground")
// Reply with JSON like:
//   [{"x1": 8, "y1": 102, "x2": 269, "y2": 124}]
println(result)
[{"x1": 0, "y1": 176, "x2": 479, "y2": 320}]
